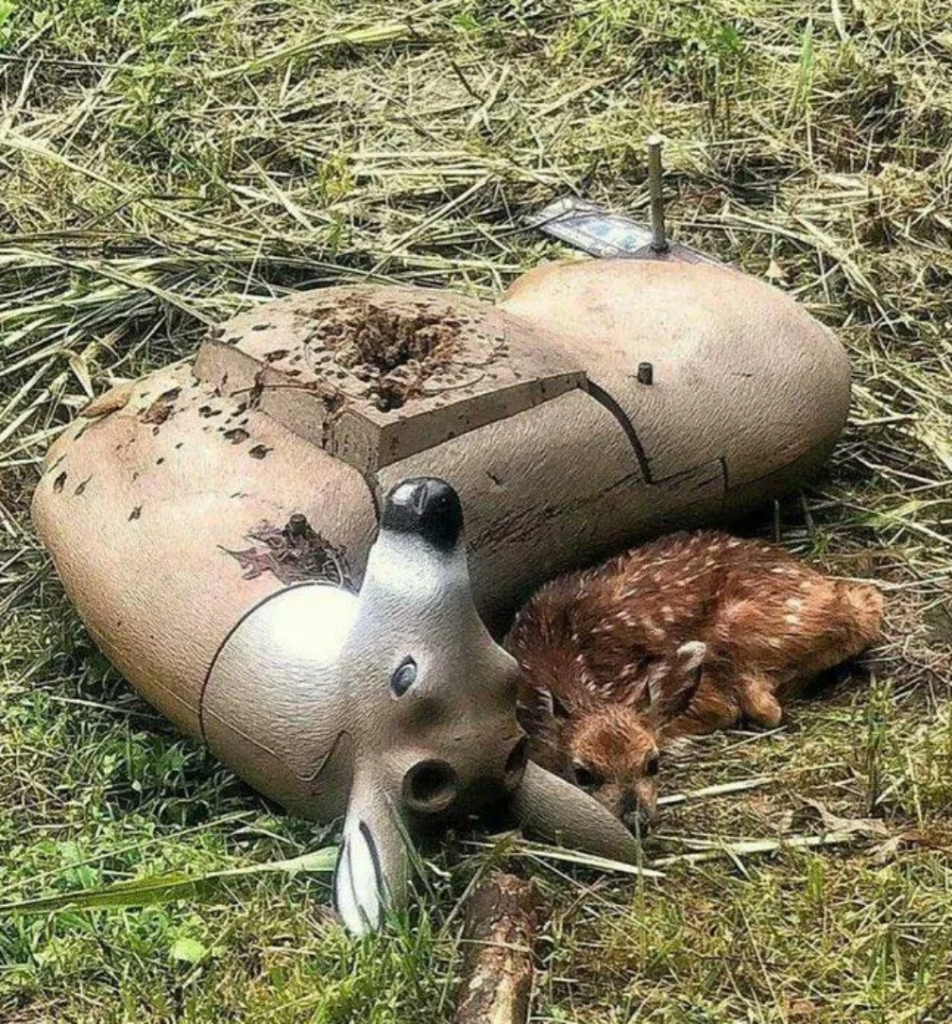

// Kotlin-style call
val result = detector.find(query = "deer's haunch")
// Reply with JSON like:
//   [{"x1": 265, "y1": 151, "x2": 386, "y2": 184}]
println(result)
[{"x1": 505, "y1": 531, "x2": 883, "y2": 833}]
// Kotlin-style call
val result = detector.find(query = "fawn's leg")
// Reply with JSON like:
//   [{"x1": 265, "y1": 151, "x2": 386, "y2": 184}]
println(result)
[
  {"x1": 719, "y1": 580, "x2": 883, "y2": 700},
  {"x1": 663, "y1": 672, "x2": 782, "y2": 738},
  {"x1": 780, "y1": 582, "x2": 883, "y2": 691},
  {"x1": 661, "y1": 671, "x2": 741, "y2": 739},
  {"x1": 737, "y1": 673, "x2": 783, "y2": 728}
]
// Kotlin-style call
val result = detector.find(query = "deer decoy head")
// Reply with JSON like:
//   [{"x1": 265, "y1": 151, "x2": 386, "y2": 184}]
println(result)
[{"x1": 203, "y1": 477, "x2": 639, "y2": 934}]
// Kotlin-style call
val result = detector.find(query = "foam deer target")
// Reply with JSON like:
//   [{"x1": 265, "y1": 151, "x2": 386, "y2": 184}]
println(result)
[{"x1": 31, "y1": 258, "x2": 851, "y2": 932}]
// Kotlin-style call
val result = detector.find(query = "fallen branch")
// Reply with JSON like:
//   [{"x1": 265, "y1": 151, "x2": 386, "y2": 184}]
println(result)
[{"x1": 453, "y1": 873, "x2": 539, "y2": 1024}]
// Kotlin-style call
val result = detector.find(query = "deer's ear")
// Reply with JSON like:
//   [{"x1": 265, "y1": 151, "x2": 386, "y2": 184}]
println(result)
[
  {"x1": 518, "y1": 685, "x2": 569, "y2": 730},
  {"x1": 332, "y1": 770, "x2": 409, "y2": 936},
  {"x1": 647, "y1": 641, "x2": 706, "y2": 723},
  {"x1": 539, "y1": 686, "x2": 571, "y2": 720}
]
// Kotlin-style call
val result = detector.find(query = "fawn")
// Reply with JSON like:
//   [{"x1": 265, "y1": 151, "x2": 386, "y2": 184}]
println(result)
[{"x1": 505, "y1": 531, "x2": 883, "y2": 834}]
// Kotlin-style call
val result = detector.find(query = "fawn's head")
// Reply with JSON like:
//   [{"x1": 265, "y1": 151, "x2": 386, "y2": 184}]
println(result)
[{"x1": 523, "y1": 641, "x2": 706, "y2": 835}]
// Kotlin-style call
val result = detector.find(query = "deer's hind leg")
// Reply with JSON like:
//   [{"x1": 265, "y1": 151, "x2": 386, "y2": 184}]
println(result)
[
  {"x1": 779, "y1": 581, "x2": 883, "y2": 689},
  {"x1": 663, "y1": 669, "x2": 782, "y2": 739},
  {"x1": 716, "y1": 576, "x2": 883, "y2": 706}
]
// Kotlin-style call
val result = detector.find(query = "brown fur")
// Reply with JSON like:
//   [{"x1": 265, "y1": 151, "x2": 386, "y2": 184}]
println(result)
[{"x1": 505, "y1": 530, "x2": 883, "y2": 831}]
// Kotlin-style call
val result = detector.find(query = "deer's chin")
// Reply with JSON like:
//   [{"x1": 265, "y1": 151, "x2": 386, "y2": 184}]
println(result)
[{"x1": 632, "y1": 780, "x2": 659, "y2": 822}]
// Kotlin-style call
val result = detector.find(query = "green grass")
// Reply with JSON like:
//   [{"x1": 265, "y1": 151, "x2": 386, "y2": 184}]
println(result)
[{"x1": 2, "y1": 0, "x2": 952, "y2": 1020}]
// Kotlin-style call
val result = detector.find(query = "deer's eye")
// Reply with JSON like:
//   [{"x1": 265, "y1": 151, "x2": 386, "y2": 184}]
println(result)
[
  {"x1": 572, "y1": 763, "x2": 604, "y2": 789},
  {"x1": 645, "y1": 755, "x2": 660, "y2": 777},
  {"x1": 390, "y1": 656, "x2": 418, "y2": 698}
]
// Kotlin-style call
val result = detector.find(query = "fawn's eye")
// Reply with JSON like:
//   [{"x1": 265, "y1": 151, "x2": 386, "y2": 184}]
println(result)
[
  {"x1": 572, "y1": 763, "x2": 604, "y2": 789},
  {"x1": 390, "y1": 657, "x2": 418, "y2": 698},
  {"x1": 645, "y1": 755, "x2": 660, "y2": 777}
]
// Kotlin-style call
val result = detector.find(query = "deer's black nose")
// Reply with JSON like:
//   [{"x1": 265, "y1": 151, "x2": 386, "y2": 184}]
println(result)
[
  {"x1": 381, "y1": 478, "x2": 463, "y2": 550},
  {"x1": 620, "y1": 791, "x2": 652, "y2": 837}
]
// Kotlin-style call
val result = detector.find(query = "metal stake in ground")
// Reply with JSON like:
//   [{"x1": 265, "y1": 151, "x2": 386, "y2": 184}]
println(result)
[
  {"x1": 647, "y1": 134, "x2": 669, "y2": 256},
  {"x1": 526, "y1": 136, "x2": 721, "y2": 265}
]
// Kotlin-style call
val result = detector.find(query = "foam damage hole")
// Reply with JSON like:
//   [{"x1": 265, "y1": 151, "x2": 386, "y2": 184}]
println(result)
[
  {"x1": 306, "y1": 298, "x2": 465, "y2": 412},
  {"x1": 140, "y1": 387, "x2": 181, "y2": 425}
]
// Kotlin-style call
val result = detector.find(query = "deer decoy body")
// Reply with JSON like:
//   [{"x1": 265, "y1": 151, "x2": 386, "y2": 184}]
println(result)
[{"x1": 31, "y1": 258, "x2": 852, "y2": 931}]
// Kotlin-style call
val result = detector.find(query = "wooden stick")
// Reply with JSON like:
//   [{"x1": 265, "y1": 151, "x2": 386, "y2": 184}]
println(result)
[{"x1": 453, "y1": 873, "x2": 539, "y2": 1024}]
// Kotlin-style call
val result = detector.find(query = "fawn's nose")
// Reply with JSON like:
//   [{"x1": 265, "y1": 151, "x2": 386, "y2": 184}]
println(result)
[
  {"x1": 620, "y1": 791, "x2": 652, "y2": 837},
  {"x1": 380, "y1": 478, "x2": 463, "y2": 551}
]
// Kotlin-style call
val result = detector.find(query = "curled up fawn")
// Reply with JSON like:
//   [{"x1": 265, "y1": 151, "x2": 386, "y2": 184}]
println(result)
[{"x1": 505, "y1": 531, "x2": 883, "y2": 834}]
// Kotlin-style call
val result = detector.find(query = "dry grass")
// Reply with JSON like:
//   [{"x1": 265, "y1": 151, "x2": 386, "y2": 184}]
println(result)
[{"x1": 2, "y1": 1, "x2": 952, "y2": 1021}]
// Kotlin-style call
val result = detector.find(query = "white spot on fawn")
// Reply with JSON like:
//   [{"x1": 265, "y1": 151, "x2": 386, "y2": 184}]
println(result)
[
  {"x1": 784, "y1": 614, "x2": 800, "y2": 625},
  {"x1": 785, "y1": 598, "x2": 803, "y2": 611}
]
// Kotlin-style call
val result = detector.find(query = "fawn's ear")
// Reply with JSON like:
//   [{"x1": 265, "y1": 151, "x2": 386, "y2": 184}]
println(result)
[
  {"x1": 646, "y1": 641, "x2": 706, "y2": 723},
  {"x1": 517, "y1": 685, "x2": 569, "y2": 730}
]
